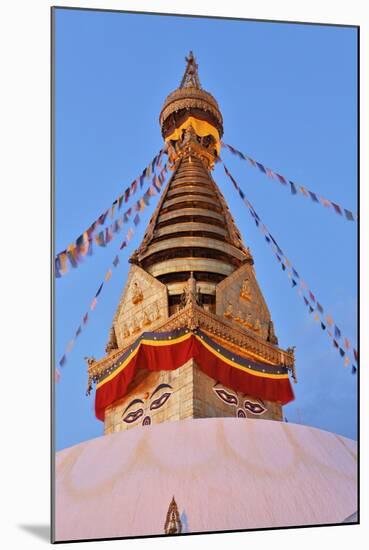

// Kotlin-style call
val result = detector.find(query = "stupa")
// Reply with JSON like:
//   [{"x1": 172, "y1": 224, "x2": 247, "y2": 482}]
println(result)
[{"x1": 54, "y1": 53, "x2": 357, "y2": 543}]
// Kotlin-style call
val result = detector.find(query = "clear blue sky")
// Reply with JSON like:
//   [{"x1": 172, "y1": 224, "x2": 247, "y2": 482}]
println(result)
[{"x1": 54, "y1": 8, "x2": 357, "y2": 451}]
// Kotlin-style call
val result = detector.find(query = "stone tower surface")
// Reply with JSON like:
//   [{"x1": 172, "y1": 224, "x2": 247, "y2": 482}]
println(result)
[{"x1": 87, "y1": 52, "x2": 296, "y2": 434}]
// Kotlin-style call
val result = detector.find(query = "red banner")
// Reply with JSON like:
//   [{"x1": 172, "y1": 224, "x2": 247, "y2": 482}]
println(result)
[{"x1": 94, "y1": 330, "x2": 294, "y2": 421}]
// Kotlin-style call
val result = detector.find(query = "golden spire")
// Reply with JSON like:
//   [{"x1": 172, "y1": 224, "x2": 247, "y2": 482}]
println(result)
[{"x1": 179, "y1": 51, "x2": 201, "y2": 88}]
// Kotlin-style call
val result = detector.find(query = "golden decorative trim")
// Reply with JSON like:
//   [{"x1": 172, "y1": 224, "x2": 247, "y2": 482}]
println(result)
[{"x1": 88, "y1": 301, "x2": 295, "y2": 381}]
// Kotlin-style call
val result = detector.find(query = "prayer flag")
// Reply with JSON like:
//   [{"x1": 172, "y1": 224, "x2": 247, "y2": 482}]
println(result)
[
  {"x1": 55, "y1": 257, "x2": 61, "y2": 278},
  {"x1": 55, "y1": 368, "x2": 61, "y2": 383},
  {"x1": 105, "y1": 227, "x2": 113, "y2": 243},
  {"x1": 266, "y1": 168, "x2": 275, "y2": 179},
  {"x1": 95, "y1": 283, "x2": 104, "y2": 297},
  {"x1": 309, "y1": 191, "x2": 319, "y2": 203},
  {"x1": 87, "y1": 239, "x2": 93, "y2": 256},
  {"x1": 303, "y1": 297, "x2": 309, "y2": 307},
  {"x1": 126, "y1": 228, "x2": 134, "y2": 241},
  {"x1": 289, "y1": 181, "x2": 297, "y2": 195},
  {"x1": 83, "y1": 313, "x2": 88, "y2": 325},
  {"x1": 79, "y1": 231, "x2": 90, "y2": 256},
  {"x1": 300, "y1": 186, "x2": 309, "y2": 197},
  {"x1": 76, "y1": 326, "x2": 82, "y2": 337},
  {"x1": 119, "y1": 241, "x2": 127, "y2": 250},
  {"x1": 113, "y1": 255, "x2": 120, "y2": 267},
  {"x1": 332, "y1": 202, "x2": 342, "y2": 215},
  {"x1": 353, "y1": 348, "x2": 358, "y2": 362},
  {"x1": 134, "y1": 214, "x2": 140, "y2": 226},
  {"x1": 344, "y1": 209, "x2": 355, "y2": 221},
  {"x1": 339, "y1": 348, "x2": 345, "y2": 357},
  {"x1": 326, "y1": 315, "x2": 334, "y2": 326},
  {"x1": 317, "y1": 302, "x2": 324, "y2": 314},
  {"x1": 153, "y1": 178, "x2": 161, "y2": 193},
  {"x1": 292, "y1": 268, "x2": 299, "y2": 278},
  {"x1": 151, "y1": 156, "x2": 157, "y2": 173},
  {"x1": 131, "y1": 180, "x2": 137, "y2": 194},
  {"x1": 309, "y1": 290, "x2": 315, "y2": 302},
  {"x1": 67, "y1": 248, "x2": 78, "y2": 268},
  {"x1": 87, "y1": 224, "x2": 95, "y2": 238},
  {"x1": 59, "y1": 355, "x2": 67, "y2": 367},
  {"x1": 256, "y1": 162, "x2": 266, "y2": 174},
  {"x1": 124, "y1": 188, "x2": 130, "y2": 202},
  {"x1": 246, "y1": 156, "x2": 256, "y2": 167},
  {"x1": 95, "y1": 231, "x2": 105, "y2": 247},
  {"x1": 344, "y1": 356, "x2": 350, "y2": 367},
  {"x1": 98, "y1": 212, "x2": 107, "y2": 225},
  {"x1": 105, "y1": 269, "x2": 112, "y2": 282},
  {"x1": 334, "y1": 325, "x2": 341, "y2": 339},
  {"x1": 352, "y1": 366, "x2": 357, "y2": 375},
  {"x1": 66, "y1": 340, "x2": 74, "y2": 353},
  {"x1": 314, "y1": 313, "x2": 320, "y2": 322},
  {"x1": 333, "y1": 339, "x2": 339, "y2": 349},
  {"x1": 90, "y1": 297, "x2": 97, "y2": 311},
  {"x1": 320, "y1": 197, "x2": 331, "y2": 208},
  {"x1": 276, "y1": 173, "x2": 287, "y2": 185},
  {"x1": 344, "y1": 338, "x2": 351, "y2": 350},
  {"x1": 76, "y1": 234, "x2": 84, "y2": 249},
  {"x1": 118, "y1": 195, "x2": 124, "y2": 209},
  {"x1": 291, "y1": 279, "x2": 297, "y2": 287},
  {"x1": 321, "y1": 322, "x2": 326, "y2": 330}
]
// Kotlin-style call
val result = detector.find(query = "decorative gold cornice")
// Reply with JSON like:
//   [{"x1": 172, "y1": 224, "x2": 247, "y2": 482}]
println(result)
[
  {"x1": 88, "y1": 300, "x2": 295, "y2": 382},
  {"x1": 160, "y1": 88, "x2": 223, "y2": 134}
]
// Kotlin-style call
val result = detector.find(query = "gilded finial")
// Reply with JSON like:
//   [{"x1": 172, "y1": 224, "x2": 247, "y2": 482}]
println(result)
[{"x1": 180, "y1": 51, "x2": 201, "y2": 89}]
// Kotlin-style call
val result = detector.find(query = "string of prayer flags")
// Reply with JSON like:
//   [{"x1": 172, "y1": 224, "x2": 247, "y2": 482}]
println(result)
[
  {"x1": 55, "y1": 149, "x2": 167, "y2": 274},
  {"x1": 222, "y1": 142, "x2": 357, "y2": 222},
  {"x1": 221, "y1": 159, "x2": 357, "y2": 373},
  {"x1": 56, "y1": 225, "x2": 135, "y2": 378},
  {"x1": 56, "y1": 162, "x2": 171, "y2": 380},
  {"x1": 55, "y1": 163, "x2": 168, "y2": 278}
]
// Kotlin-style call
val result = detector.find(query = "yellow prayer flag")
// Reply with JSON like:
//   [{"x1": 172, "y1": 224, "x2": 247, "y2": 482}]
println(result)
[
  {"x1": 105, "y1": 269, "x2": 112, "y2": 282},
  {"x1": 59, "y1": 252, "x2": 68, "y2": 273}
]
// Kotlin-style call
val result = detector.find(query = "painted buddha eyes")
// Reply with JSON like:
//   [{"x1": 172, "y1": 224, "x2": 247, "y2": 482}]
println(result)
[
  {"x1": 121, "y1": 384, "x2": 173, "y2": 425},
  {"x1": 244, "y1": 400, "x2": 266, "y2": 415},
  {"x1": 213, "y1": 382, "x2": 267, "y2": 417},
  {"x1": 214, "y1": 388, "x2": 239, "y2": 406},
  {"x1": 150, "y1": 392, "x2": 171, "y2": 410},
  {"x1": 123, "y1": 408, "x2": 144, "y2": 424}
]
